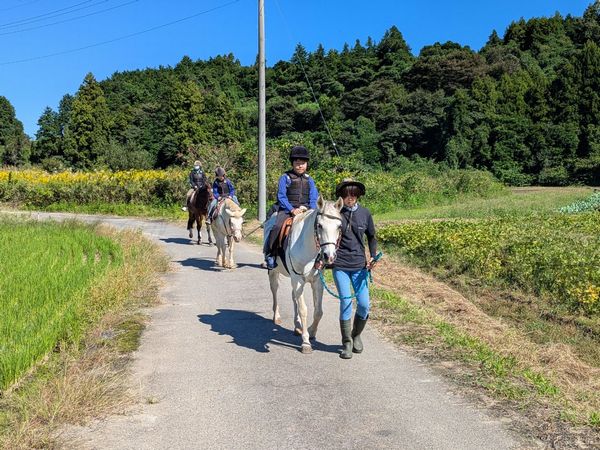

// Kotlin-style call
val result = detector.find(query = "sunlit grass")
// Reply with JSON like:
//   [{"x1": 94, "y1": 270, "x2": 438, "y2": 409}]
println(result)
[
  {"x1": 0, "y1": 217, "x2": 123, "y2": 390},
  {"x1": 374, "y1": 187, "x2": 592, "y2": 221}
]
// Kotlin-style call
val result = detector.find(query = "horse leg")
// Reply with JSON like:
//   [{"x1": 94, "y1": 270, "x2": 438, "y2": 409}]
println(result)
[
  {"x1": 206, "y1": 216, "x2": 213, "y2": 245},
  {"x1": 291, "y1": 276, "x2": 311, "y2": 353},
  {"x1": 269, "y1": 269, "x2": 282, "y2": 325},
  {"x1": 227, "y1": 236, "x2": 236, "y2": 269},
  {"x1": 215, "y1": 234, "x2": 224, "y2": 266},
  {"x1": 196, "y1": 214, "x2": 202, "y2": 245},
  {"x1": 187, "y1": 215, "x2": 194, "y2": 239},
  {"x1": 291, "y1": 295, "x2": 303, "y2": 336},
  {"x1": 308, "y1": 277, "x2": 324, "y2": 341}
]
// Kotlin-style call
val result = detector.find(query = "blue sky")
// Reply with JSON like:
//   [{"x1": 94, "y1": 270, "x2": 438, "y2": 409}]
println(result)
[{"x1": 0, "y1": 0, "x2": 593, "y2": 136}]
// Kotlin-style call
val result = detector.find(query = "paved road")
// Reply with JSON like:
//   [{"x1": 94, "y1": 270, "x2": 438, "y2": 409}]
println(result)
[{"x1": 23, "y1": 212, "x2": 519, "y2": 449}]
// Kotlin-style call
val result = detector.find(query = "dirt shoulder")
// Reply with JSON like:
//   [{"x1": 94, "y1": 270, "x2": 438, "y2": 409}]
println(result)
[{"x1": 371, "y1": 254, "x2": 600, "y2": 449}]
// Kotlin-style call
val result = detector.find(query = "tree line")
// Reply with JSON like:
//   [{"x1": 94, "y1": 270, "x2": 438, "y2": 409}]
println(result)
[{"x1": 1, "y1": 2, "x2": 599, "y2": 185}]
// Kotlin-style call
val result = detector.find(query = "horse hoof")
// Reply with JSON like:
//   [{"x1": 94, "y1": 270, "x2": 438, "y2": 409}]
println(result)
[
  {"x1": 301, "y1": 344, "x2": 312, "y2": 354},
  {"x1": 309, "y1": 335, "x2": 316, "y2": 341},
  {"x1": 188, "y1": 231, "x2": 193, "y2": 239},
  {"x1": 293, "y1": 328, "x2": 302, "y2": 336}
]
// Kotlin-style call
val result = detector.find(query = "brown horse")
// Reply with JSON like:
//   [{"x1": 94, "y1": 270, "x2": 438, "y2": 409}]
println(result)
[{"x1": 187, "y1": 184, "x2": 213, "y2": 245}]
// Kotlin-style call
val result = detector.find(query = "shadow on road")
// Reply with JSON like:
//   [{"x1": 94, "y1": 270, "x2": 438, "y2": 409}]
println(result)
[
  {"x1": 178, "y1": 258, "x2": 222, "y2": 272},
  {"x1": 160, "y1": 237, "x2": 195, "y2": 245},
  {"x1": 160, "y1": 237, "x2": 215, "y2": 246},
  {"x1": 198, "y1": 309, "x2": 340, "y2": 354}
]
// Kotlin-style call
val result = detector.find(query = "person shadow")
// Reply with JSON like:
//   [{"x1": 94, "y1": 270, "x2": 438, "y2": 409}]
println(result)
[{"x1": 198, "y1": 309, "x2": 340, "y2": 354}]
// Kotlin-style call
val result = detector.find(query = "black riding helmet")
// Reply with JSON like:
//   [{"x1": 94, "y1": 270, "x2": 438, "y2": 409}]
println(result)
[
  {"x1": 289, "y1": 145, "x2": 310, "y2": 163},
  {"x1": 215, "y1": 167, "x2": 226, "y2": 177}
]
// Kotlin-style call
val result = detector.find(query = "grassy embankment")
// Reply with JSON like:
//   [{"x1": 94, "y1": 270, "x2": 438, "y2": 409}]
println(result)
[
  {"x1": 0, "y1": 216, "x2": 169, "y2": 449},
  {"x1": 371, "y1": 187, "x2": 599, "y2": 444}
]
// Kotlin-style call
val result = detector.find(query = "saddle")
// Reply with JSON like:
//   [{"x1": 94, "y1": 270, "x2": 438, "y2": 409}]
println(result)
[
  {"x1": 277, "y1": 217, "x2": 294, "y2": 248},
  {"x1": 211, "y1": 198, "x2": 227, "y2": 221}
]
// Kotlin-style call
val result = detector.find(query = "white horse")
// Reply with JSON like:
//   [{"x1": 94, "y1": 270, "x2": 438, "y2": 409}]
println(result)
[
  {"x1": 269, "y1": 196, "x2": 343, "y2": 353},
  {"x1": 210, "y1": 198, "x2": 247, "y2": 269}
]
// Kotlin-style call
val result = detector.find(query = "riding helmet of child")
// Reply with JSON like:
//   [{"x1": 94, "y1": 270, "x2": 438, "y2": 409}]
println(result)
[
  {"x1": 215, "y1": 167, "x2": 226, "y2": 177},
  {"x1": 289, "y1": 145, "x2": 310, "y2": 163}
]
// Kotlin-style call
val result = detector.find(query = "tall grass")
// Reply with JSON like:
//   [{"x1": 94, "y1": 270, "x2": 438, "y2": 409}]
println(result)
[
  {"x1": 0, "y1": 168, "x2": 506, "y2": 218},
  {"x1": 0, "y1": 217, "x2": 123, "y2": 390}
]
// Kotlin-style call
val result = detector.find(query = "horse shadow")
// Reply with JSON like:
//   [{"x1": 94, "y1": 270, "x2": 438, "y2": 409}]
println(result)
[
  {"x1": 198, "y1": 309, "x2": 340, "y2": 354},
  {"x1": 178, "y1": 257, "x2": 222, "y2": 272},
  {"x1": 160, "y1": 237, "x2": 195, "y2": 245}
]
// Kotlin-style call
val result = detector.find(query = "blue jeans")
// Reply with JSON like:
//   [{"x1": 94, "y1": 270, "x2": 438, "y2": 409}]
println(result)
[{"x1": 332, "y1": 268, "x2": 370, "y2": 321}]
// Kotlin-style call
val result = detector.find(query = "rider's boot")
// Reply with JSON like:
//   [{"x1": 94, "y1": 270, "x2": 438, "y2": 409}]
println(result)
[
  {"x1": 351, "y1": 314, "x2": 368, "y2": 353},
  {"x1": 340, "y1": 319, "x2": 353, "y2": 359}
]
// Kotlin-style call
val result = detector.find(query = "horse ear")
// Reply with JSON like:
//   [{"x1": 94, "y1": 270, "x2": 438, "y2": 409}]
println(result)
[
  {"x1": 239, "y1": 208, "x2": 247, "y2": 216},
  {"x1": 334, "y1": 197, "x2": 344, "y2": 211},
  {"x1": 317, "y1": 195, "x2": 324, "y2": 211},
  {"x1": 225, "y1": 208, "x2": 233, "y2": 216}
]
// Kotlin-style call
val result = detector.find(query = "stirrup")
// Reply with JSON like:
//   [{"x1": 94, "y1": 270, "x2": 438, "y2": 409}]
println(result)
[{"x1": 266, "y1": 255, "x2": 278, "y2": 269}]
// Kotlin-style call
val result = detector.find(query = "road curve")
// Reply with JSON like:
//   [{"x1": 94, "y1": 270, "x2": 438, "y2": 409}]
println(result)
[{"x1": 22, "y1": 212, "x2": 520, "y2": 449}]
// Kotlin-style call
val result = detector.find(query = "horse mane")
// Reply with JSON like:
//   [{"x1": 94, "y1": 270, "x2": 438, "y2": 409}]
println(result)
[{"x1": 223, "y1": 197, "x2": 241, "y2": 212}]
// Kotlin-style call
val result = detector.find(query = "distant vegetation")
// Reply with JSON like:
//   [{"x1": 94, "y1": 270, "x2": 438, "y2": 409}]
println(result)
[
  {"x1": 0, "y1": 161, "x2": 504, "y2": 216},
  {"x1": 1, "y1": 3, "x2": 600, "y2": 186}
]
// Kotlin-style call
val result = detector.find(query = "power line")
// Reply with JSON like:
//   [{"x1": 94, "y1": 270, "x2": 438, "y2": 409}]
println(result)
[
  {"x1": 273, "y1": 0, "x2": 340, "y2": 156},
  {"x1": 0, "y1": 0, "x2": 110, "y2": 30},
  {"x1": 0, "y1": 0, "x2": 138, "y2": 36},
  {"x1": 0, "y1": 0, "x2": 44, "y2": 13},
  {"x1": 0, "y1": 0, "x2": 241, "y2": 66}
]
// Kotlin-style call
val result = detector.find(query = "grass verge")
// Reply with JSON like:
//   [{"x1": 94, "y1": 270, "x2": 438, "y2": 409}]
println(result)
[
  {"x1": 371, "y1": 256, "x2": 600, "y2": 448},
  {"x1": 0, "y1": 223, "x2": 169, "y2": 449}
]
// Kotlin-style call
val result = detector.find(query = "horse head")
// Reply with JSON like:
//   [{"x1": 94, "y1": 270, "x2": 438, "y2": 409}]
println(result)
[
  {"x1": 316, "y1": 195, "x2": 344, "y2": 265},
  {"x1": 224, "y1": 200, "x2": 247, "y2": 242}
]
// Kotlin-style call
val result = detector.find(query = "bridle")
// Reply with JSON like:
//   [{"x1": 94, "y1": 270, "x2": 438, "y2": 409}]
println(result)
[
  {"x1": 288, "y1": 210, "x2": 342, "y2": 276},
  {"x1": 314, "y1": 211, "x2": 343, "y2": 252}
]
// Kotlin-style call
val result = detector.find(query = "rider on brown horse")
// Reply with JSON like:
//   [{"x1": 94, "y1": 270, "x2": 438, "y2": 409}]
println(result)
[{"x1": 182, "y1": 160, "x2": 208, "y2": 212}]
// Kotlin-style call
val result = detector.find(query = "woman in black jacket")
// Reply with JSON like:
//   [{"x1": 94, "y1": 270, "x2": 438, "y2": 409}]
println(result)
[{"x1": 331, "y1": 178, "x2": 378, "y2": 359}]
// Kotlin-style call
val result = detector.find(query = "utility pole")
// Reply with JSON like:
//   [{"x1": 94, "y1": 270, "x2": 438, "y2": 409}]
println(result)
[{"x1": 258, "y1": 0, "x2": 266, "y2": 222}]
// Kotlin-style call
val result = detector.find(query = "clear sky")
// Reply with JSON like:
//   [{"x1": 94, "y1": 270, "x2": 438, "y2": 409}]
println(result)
[{"x1": 0, "y1": 0, "x2": 594, "y2": 137}]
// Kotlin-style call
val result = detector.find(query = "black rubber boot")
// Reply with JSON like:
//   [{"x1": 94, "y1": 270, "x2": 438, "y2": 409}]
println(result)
[
  {"x1": 351, "y1": 314, "x2": 368, "y2": 353},
  {"x1": 340, "y1": 320, "x2": 353, "y2": 359}
]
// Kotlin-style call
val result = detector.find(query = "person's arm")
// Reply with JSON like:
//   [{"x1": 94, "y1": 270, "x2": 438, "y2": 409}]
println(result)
[
  {"x1": 212, "y1": 180, "x2": 220, "y2": 199},
  {"x1": 308, "y1": 177, "x2": 319, "y2": 209},
  {"x1": 365, "y1": 212, "x2": 377, "y2": 260},
  {"x1": 277, "y1": 175, "x2": 294, "y2": 213},
  {"x1": 227, "y1": 179, "x2": 236, "y2": 197},
  {"x1": 189, "y1": 171, "x2": 194, "y2": 188}
]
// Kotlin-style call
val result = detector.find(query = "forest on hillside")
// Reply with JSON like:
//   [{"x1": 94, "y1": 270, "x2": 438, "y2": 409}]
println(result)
[{"x1": 1, "y1": 2, "x2": 599, "y2": 186}]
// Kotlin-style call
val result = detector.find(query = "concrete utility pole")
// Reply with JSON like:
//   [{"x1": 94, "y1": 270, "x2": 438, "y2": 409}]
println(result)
[{"x1": 258, "y1": 0, "x2": 266, "y2": 222}]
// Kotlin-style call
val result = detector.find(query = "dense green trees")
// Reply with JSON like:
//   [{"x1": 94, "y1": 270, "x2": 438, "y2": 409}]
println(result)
[
  {"x1": 0, "y1": 96, "x2": 29, "y2": 167},
  {"x1": 4, "y1": 3, "x2": 600, "y2": 185}
]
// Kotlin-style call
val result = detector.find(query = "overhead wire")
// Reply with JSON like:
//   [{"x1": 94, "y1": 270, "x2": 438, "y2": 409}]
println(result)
[
  {"x1": 0, "y1": 0, "x2": 112, "y2": 30},
  {"x1": 273, "y1": 0, "x2": 340, "y2": 156},
  {"x1": 0, "y1": 0, "x2": 44, "y2": 13},
  {"x1": 0, "y1": 0, "x2": 241, "y2": 66},
  {"x1": 0, "y1": 0, "x2": 138, "y2": 36},
  {"x1": 0, "y1": 0, "x2": 98, "y2": 28}
]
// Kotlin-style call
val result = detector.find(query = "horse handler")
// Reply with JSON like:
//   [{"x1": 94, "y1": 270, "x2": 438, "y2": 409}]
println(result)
[{"x1": 321, "y1": 178, "x2": 378, "y2": 359}]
